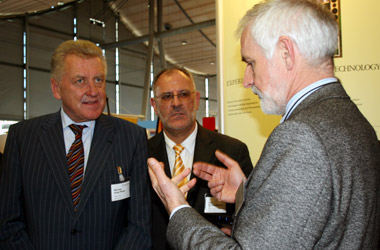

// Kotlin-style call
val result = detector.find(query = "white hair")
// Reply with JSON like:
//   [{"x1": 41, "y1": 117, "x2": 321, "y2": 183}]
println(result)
[{"x1": 237, "y1": 0, "x2": 338, "y2": 66}]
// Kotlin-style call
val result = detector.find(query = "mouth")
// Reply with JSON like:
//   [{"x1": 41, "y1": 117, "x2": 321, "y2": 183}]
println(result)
[
  {"x1": 82, "y1": 100, "x2": 99, "y2": 105},
  {"x1": 251, "y1": 86, "x2": 261, "y2": 99},
  {"x1": 170, "y1": 112, "x2": 186, "y2": 118},
  {"x1": 172, "y1": 112, "x2": 184, "y2": 116}
]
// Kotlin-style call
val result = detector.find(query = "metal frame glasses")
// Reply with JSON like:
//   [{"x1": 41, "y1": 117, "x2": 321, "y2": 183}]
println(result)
[{"x1": 155, "y1": 90, "x2": 195, "y2": 104}]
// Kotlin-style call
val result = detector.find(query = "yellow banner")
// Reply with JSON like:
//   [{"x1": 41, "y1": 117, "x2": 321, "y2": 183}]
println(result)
[
  {"x1": 217, "y1": 0, "x2": 380, "y2": 165},
  {"x1": 334, "y1": 0, "x2": 380, "y2": 138}
]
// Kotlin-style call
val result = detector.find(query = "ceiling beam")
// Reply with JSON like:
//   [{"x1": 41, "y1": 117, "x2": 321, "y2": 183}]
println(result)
[
  {"x1": 141, "y1": 0, "x2": 155, "y2": 119},
  {"x1": 101, "y1": 18, "x2": 215, "y2": 50}
]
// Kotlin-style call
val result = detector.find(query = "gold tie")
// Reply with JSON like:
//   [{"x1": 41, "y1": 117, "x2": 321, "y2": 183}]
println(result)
[{"x1": 173, "y1": 144, "x2": 188, "y2": 188}]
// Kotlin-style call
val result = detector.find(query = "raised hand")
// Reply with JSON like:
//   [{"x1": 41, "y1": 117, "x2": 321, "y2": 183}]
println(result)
[
  {"x1": 193, "y1": 150, "x2": 246, "y2": 203},
  {"x1": 148, "y1": 157, "x2": 197, "y2": 214}
]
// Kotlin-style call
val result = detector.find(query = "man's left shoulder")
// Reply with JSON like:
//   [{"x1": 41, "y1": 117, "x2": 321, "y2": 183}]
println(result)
[
  {"x1": 100, "y1": 114, "x2": 144, "y2": 131},
  {"x1": 200, "y1": 126, "x2": 246, "y2": 146}
]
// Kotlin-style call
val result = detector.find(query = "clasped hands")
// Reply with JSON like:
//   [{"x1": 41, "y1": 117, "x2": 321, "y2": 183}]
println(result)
[{"x1": 147, "y1": 150, "x2": 247, "y2": 215}]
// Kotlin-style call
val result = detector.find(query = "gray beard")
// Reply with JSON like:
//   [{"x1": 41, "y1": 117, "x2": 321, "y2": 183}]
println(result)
[{"x1": 251, "y1": 86, "x2": 285, "y2": 115}]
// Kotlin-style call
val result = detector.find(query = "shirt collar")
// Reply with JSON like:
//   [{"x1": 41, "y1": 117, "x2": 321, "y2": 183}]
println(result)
[
  {"x1": 164, "y1": 122, "x2": 198, "y2": 152},
  {"x1": 60, "y1": 108, "x2": 96, "y2": 130},
  {"x1": 280, "y1": 77, "x2": 337, "y2": 123}
]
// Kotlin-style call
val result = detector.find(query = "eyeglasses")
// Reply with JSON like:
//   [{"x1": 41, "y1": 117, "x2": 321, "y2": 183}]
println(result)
[{"x1": 155, "y1": 90, "x2": 195, "y2": 103}]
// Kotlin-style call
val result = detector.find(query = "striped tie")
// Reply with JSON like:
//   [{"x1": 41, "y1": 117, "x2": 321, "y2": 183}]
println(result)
[
  {"x1": 173, "y1": 144, "x2": 188, "y2": 188},
  {"x1": 67, "y1": 124, "x2": 87, "y2": 210}
]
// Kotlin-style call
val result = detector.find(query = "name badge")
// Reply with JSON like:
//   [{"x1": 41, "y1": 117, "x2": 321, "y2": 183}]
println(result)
[
  {"x1": 111, "y1": 179, "x2": 130, "y2": 202},
  {"x1": 204, "y1": 194, "x2": 226, "y2": 213}
]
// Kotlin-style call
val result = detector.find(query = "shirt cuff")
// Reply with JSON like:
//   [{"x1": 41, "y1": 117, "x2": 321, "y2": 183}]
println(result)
[{"x1": 169, "y1": 204, "x2": 191, "y2": 220}]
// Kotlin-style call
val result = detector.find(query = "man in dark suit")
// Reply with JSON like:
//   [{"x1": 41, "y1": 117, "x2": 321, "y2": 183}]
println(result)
[
  {"x1": 0, "y1": 40, "x2": 151, "y2": 249},
  {"x1": 148, "y1": 67, "x2": 253, "y2": 249},
  {"x1": 148, "y1": 0, "x2": 380, "y2": 249}
]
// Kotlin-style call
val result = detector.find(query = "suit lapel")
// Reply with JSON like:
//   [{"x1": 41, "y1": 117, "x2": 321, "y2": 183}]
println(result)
[
  {"x1": 152, "y1": 132, "x2": 171, "y2": 177},
  {"x1": 193, "y1": 125, "x2": 215, "y2": 163},
  {"x1": 39, "y1": 111, "x2": 75, "y2": 216},
  {"x1": 188, "y1": 125, "x2": 215, "y2": 204},
  {"x1": 75, "y1": 114, "x2": 115, "y2": 218}
]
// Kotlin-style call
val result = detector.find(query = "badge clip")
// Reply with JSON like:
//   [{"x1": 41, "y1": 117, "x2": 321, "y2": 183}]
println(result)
[{"x1": 116, "y1": 166, "x2": 125, "y2": 182}]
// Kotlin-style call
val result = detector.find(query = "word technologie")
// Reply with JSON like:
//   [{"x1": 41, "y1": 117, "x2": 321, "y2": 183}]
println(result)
[{"x1": 335, "y1": 64, "x2": 380, "y2": 73}]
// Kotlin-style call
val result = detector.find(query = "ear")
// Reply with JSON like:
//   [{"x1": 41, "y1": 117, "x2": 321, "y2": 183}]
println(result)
[
  {"x1": 277, "y1": 36, "x2": 295, "y2": 71},
  {"x1": 195, "y1": 91, "x2": 200, "y2": 111},
  {"x1": 51, "y1": 79, "x2": 62, "y2": 100},
  {"x1": 150, "y1": 97, "x2": 158, "y2": 114}
]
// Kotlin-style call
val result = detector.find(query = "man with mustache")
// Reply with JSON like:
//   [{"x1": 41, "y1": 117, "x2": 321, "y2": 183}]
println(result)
[
  {"x1": 148, "y1": 0, "x2": 380, "y2": 249},
  {"x1": 148, "y1": 67, "x2": 253, "y2": 250},
  {"x1": 0, "y1": 40, "x2": 151, "y2": 249}
]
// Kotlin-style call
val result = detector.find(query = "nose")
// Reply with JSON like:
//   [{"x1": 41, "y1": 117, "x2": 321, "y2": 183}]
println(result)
[
  {"x1": 243, "y1": 65, "x2": 254, "y2": 89},
  {"x1": 171, "y1": 94, "x2": 181, "y2": 106},
  {"x1": 86, "y1": 81, "x2": 99, "y2": 96}
]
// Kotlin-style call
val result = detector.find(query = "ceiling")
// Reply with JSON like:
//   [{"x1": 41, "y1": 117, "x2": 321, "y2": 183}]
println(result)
[
  {"x1": 0, "y1": 0, "x2": 217, "y2": 76},
  {"x1": 0, "y1": 0, "x2": 73, "y2": 15}
]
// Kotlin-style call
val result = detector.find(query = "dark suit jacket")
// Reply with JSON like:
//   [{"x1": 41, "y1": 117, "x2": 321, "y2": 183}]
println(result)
[
  {"x1": 167, "y1": 82, "x2": 380, "y2": 249},
  {"x1": 149, "y1": 124, "x2": 253, "y2": 250},
  {"x1": 0, "y1": 112, "x2": 151, "y2": 250}
]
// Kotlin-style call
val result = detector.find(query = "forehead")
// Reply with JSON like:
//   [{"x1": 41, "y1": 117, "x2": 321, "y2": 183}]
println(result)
[
  {"x1": 156, "y1": 70, "x2": 194, "y2": 92},
  {"x1": 241, "y1": 27, "x2": 270, "y2": 63},
  {"x1": 240, "y1": 28, "x2": 259, "y2": 58},
  {"x1": 63, "y1": 54, "x2": 105, "y2": 72}
]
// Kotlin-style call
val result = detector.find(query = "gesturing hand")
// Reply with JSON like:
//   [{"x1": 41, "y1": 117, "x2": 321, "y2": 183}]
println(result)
[
  {"x1": 148, "y1": 157, "x2": 196, "y2": 214},
  {"x1": 193, "y1": 150, "x2": 246, "y2": 203}
]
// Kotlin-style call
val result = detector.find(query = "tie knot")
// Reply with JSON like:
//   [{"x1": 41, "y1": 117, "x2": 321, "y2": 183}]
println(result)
[
  {"x1": 69, "y1": 124, "x2": 87, "y2": 136},
  {"x1": 173, "y1": 144, "x2": 184, "y2": 155}
]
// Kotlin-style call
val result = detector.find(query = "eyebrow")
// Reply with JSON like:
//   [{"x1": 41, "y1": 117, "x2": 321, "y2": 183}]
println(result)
[{"x1": 161, "y1": 89, "x2": 191, "y2": 93}]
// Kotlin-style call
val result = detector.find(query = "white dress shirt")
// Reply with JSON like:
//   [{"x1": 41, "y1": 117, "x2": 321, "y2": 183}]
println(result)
[
  {"x1": 164, "y1": 123, "x2": 198, "y2": 219},
  {"x1": 61, "y1": 109, "x2": 95, "y2": 175},
  {"x1": 164, "y1": 123, "x2": 198, "y2": 180}
]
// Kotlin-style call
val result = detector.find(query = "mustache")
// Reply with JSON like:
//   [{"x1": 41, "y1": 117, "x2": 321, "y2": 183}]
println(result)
[
  {"x1": 251, "y1": 86, "x2": 262, "y2": 99},
  {"x1": 172, "y1": 105, "x2": 184, "y2": 112},
  {"x1": 81, "y1": 95, "x2": 100, "y2": 103}
]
